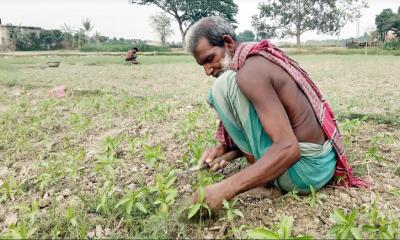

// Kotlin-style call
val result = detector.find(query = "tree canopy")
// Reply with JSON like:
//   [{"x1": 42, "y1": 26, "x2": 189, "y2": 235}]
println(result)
[
  {"x1": 149, "y1": 13, "x2": 174, "y2": 45},
  {"x1": 237, "y1": 30, "x2": 255, "y2": 42},
  {"x1": 252, "y1": 0, "x2": 367, "y2": 50},
  {"x1": 376, "y1": 8, "x2": 400, "y2": 39},
  {"x1": 129, "y1": 0, "x2": 238, "y2": 47}
]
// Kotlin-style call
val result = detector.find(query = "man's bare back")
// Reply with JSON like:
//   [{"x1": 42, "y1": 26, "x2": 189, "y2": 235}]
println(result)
[{"x1": 237, "y1": 55, "x2": 326, "y2": 146}]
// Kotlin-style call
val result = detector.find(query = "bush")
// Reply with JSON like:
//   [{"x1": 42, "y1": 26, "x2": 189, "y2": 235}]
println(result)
[
  {"x1": 80, "y1": 43, "x2": 170, "y2": 52},
  {"x1": 384, "y1": 39, "x2": 400, "y2": 50}
]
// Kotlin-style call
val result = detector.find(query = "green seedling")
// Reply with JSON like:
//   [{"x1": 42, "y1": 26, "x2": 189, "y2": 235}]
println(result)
[
  {"x1": 247, "y1": 215, "x2": 313, "y2": 239},
  {"x1": 362, "y1": 200, "x2": 400, "y2": 239},
  {"x1": 16, "y1": 200, "x2": 40, "y2": 225},
  {"x1": 95, "y1": 155, "x2": 123, "y2": 180},
  {"x1": 0, "y1": 176, "x2": 23, "y2": 203},
  {"x1": 65, "y1": 203, "x2": 87, "y2": 239},
  {"x1": 96, "y1": 180, "x2": 117, "y2": 212},
  {"x1": 221, "y1": 199, "x2": 245, "y2": 237},
  {"x1": 103, "y1": 136, "x2": 120, "y2": 158},
  {"x1": 149, "y1": 172, "x2": 178, "y2": 218},
  {"x1": 330, "y1": 208, "x2": 362, "y2": 239},
  {"x1": 115, "y1": 188, "x2": 149, "y2": 215},
  {"x1": 1, "y1": 222, "x2": 37, "y2": 240},
  {"x1": 143, "y1": 144, "x2": 164, "y2": 166},
  {"x1": 286, "y1": 188, "x2": 301, "y2": 201},
  {"x1": 187, "y1": 186, "x2": 212, "y2": 219},
  {"x1": 308, "y1": 185, "x2": 326, "y2": 208},
  {"x1": 364, "y1": 147, "x2": 385, "y2": 162}
]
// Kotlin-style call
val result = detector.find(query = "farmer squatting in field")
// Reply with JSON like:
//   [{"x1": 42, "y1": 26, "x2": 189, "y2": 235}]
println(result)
[{"x1": 186, "y1": 16, "x2": 366, "y2": 210}]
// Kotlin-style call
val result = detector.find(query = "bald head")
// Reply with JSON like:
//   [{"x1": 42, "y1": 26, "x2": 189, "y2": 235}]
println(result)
[{"x1": 186, "y1": 16, "x2": 237, "y2": 55}]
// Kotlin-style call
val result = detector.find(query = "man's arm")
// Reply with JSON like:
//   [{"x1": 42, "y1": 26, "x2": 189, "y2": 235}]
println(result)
[{"x1": 219, "y1": 56, "x2": 301, "y2": 199}]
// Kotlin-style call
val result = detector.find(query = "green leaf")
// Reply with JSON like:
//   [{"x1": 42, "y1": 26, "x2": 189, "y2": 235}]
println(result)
[
  {"x1": 348, "y1": 209, "x2": 358, "y2": 224},
  {"x1": 222, "y1": 199, "x2": 229, "y2": 209},
  {"x1": 198, "y1": 186, "x2": 205, "y2": 203},
  {"x1": 350, "y1": 227, "x2": 362, "y2": 239},
  {"x1": 233, "y1": 209, "x2": 244, "y2": 218},
  {"x1": 188, "y1": 203, "x2": 201, "y2": 219},
  {"x1": 135, "y1": 202, "x2": 148, "y2": 213},
  {"x1": 248, "y1": 228, "x2": 279, "y2": 239},
  {"x1": 332, "y1": 209, "x2": 349, "y2": 224},
  {"x1": 115, "y1": 197, "x2": 129, "y2": 209},
  {"x1": 202, "y1": 203, "x2": 212, "y2": 217},
  {"x1": 280, "y1": 216, "x2": 294, "y2": 239}
]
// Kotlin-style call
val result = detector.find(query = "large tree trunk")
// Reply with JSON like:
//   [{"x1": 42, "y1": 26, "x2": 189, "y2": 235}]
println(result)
[
  {"x1": 177, "y1": 18, "x2": 186, "y2": 49},
  {"x1": 296, "y1": 31, "x2": 301, "y2": 51}
]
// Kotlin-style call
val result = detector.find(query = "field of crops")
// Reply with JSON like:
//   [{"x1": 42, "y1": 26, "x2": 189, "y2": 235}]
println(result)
[{"x1": 0, "y1": 54, "x2": 399, "y2": 238}]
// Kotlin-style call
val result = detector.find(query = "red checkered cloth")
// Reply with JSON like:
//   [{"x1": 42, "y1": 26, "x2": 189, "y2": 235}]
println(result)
[{"x1": 215, "y1": 40, "x2": 366, "y2": 188}]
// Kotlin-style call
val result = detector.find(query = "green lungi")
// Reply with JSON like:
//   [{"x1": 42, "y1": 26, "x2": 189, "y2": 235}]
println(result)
[{"x1": 207, "y1": 70, "x2": 336, "y2": 193}]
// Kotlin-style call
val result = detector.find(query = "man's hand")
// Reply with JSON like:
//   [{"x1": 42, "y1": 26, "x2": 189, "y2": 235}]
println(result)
[
  {"x1": 191, "y1": 181, "x2": 235, "y2": 210},
  {"x1": 198, "y1": 145, "x2": 241, "y2": 171}
]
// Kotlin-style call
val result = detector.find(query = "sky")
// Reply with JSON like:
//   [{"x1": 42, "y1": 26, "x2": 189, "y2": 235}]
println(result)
[{"x1": 1, "y1": 0, "x2": 399, "y2": 43}]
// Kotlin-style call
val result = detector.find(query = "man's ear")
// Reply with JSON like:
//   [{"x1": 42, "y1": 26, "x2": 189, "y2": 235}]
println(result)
[{"x1": 222, "y1": 35, "x2": 236, "y2": 54}]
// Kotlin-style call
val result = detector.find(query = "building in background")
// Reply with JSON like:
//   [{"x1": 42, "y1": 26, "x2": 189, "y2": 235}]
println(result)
[{"x1": 0, "y1": 18, "x2": 41, "y2": 51}]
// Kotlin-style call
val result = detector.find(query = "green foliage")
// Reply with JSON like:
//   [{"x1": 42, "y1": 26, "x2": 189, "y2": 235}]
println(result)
[
  {"x1": 187, "y1": 186, "x2": 211, "y2": 219},
  {"x1": 308, "y1": 185, "x2": 326, "y2": 208},
  {"x1": 222, "y1": 199, "x2": 244, "y2": 222},
  {"x1": 149, "y1": 172, "x2": 178, "y2": 218},
  {"x1": 150, "y1": 13, "x2": 174, "y2": 45},
  {"x1": 376, "y1": 8, "x2": 400, "y2": 37},
  {"x1": 115, "y1": 188, "x2": 149, "y2": 215},
  {"x1": 330, "y1": 208, "x2": 362, "y2": 239},
  {"x1": 0, "y1": 177, "x2": 23, "y2": 203},
  {"x1": 237, "y1": 30, "x2": 255, "y2": 43},
  {"x1": 362, "y1": 200, "x2": 400, "y2": 239},
  {"x1": 251, "y1": 0, "x2": 367, "y2": 47},
  {"x1": 129, "y1": 0, "x2": 238, "y2": 44},
  {"x1": 1, "y1": 222, "x2": 37, "y2": 240},
  {"x1": 143, "y1": 144, "x2": 164, "y2": 166},
  {"x1": 247, "y1": 215, "x2": 313, "y2": 239}
]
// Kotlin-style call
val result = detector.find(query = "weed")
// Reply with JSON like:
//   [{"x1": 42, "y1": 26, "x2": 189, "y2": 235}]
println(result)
[
  {"x1": 143, "y1": 144, "x2": 164, "y2": 166},
  {"x1": 286, "y1": 188, "x2": 301, "y2": 201},
  {"x1": 308, "y1": 185, "x2": 326, "y2": 208},
  {"x1": 0, "y1": 176, "x2": 23, "y2": 203},
  {"x1": 187, "y1": 186, "x2": 212, "y2": 219},
  {"x1": 149, "y1": 172, "x2": 178, "y2": 219},
  {"x1": 330, "y1": 208, "x2": 362, "y2": 239},
  {"x1": 364, "y1": 147, "x2": 385, "y2": 162},
  {"x1": 247, "y1": 215, "x2": 313, "y2": 239},
  {"x1": 1, "y1": 221, "x2": 37, "y2": 239},
  {"x1": 221, "y1": 199, "x2": 244, "y2": 237},
  {"x1": 115, "y1": 187, "x2": 149, "y2": 216}
]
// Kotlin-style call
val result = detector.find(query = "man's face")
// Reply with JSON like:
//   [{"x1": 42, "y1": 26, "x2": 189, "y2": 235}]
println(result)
[{"x1": 194, "y1": 37, "x2": 231, "y2": 78}]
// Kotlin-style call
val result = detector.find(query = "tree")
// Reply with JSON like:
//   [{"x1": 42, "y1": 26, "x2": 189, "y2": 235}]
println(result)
[
  {"x1": 60, "y1": 23, "x2": 76, "y2": 49},
  {"x1": 80, "y1": 18, "x2": 94, "y2": 45},
  {"x1": 375, "y1": 8, "x2": 400, "y2": 41},
  {"x1": 252, "y1": 0, "x2": 367, "y2": 50},
  {"x1": 94, "y1": 31, "x2": 102, "y2": 45},
  {"x1": 129, "y1": 0, "x2": 238, "y2": 47},
  {"x1": 149, "y1": 13, "x2": 174, "y2": 45},
  {"x1": 7, "y1": 25, "x2": 22, "y2": 51},
  {"x1": 237, "y1": 30, "x2": 255, "y2": 42}
]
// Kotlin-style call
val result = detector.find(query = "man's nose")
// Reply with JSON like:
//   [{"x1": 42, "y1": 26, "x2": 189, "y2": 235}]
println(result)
[{"x1": 204, "y1": 65, "x2": 213, "y2": 76}]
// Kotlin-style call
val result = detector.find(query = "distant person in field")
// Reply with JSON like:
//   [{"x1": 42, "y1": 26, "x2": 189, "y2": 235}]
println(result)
[
  {"x1": 186, "y1": 16, "x2": 366, "y2": 210},
  {"x1": 125, "y1": 47, "x2": 139, "y2": 64}
]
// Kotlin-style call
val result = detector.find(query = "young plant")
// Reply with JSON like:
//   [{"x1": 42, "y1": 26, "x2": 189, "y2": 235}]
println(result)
[
  {"x1": 330, "y1": 208, "x2": 362, "y2": 239},
  {"x1": 64, "y1": 203, "x2": 87, "y2": 239},
  {"x1": 221, "y1": 199, "x2": 244, "y2": 237},
  {"x1": 149, "y1": 172, "x2": 178, "y2": 218},
  {"x1": 143, "y1": 144, "x2": 164, "y2": 166},
  {"x1": 247, "y1": 215, "x2": 313, "y2": 239},
  {"x1": 308, "y1": 185, "x2": 326, "y2": 208},
  {"x1": 16, "y1": 200, "x2": 40, "y2": 225},
  {"x1": 0, "y1": 176, "x2": 23, "y2": 203},
  {"x1": 286, "y1": 188, "x2": 301, "y2": 201},
  {"x1": 187, "y1": 186, "x2": 212, "y2": 219},
  {"x1": 96, "y1": 180, "x2": 117, "y2": 212},
  {"x1": 115, "y1": 187, "x2": 149, "y2": 216},
  {"x1": 1, "y1": 222, "x2": 37, "y2": 240},
  {"x1": 362, "y1": 200, "x2": 400, "y2": 239}
]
